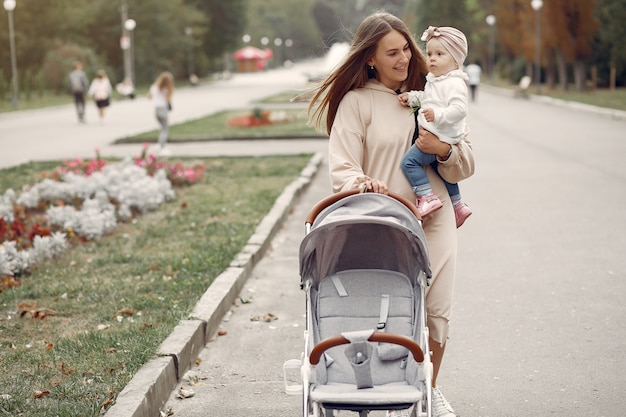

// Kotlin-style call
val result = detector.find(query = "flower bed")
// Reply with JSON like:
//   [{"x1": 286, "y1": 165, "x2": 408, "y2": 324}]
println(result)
[
  {"x1": 226, "y1": 108, "x2": 291, "y2": 127},
  {"x1": 0, "y1": 145, "x2": 205, "y2": 288}
]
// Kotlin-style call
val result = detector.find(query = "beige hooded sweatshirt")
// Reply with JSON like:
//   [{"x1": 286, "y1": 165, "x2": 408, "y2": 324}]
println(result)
[{"x1": 328, "y1": 79, "x2": 475, "y2": 344}]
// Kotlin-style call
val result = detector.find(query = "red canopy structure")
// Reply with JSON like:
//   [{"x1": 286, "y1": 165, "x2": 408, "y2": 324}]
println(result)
[{"x1": 232, "y1": 46, "x2": 273, "y2": 72}]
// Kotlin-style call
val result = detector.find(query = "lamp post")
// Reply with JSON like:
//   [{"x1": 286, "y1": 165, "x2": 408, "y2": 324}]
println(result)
[
  {"x1": 485, "y1": 14, "x2": 496, "y2": 80},
  {"x1": 3, "y1": 0, "x2": 18, "y2": 109},
  {"x1": 124, "y1": 18, "x2": 136, "y2": 84},
  {"x1": 530, "y1": 0, "x2": 543, "y2": 94},
  {"x1": 185, "y1": 27, "x2": 195, "y2": 78},
  {"x1": 274, "y1": 37, "x2": 283, "y2": 68},
  {"x1": 120, "y1": 1, "x2": 132, "y2": 84}
]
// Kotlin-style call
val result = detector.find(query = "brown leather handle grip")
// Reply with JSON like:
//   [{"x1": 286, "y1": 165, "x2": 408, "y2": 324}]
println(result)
[
  {"x1": 305, "y1": 189, "x2": 421, "y2": 225},
  {"x1": 309, "y1": 332, "x2": 424, "y2": 365}
]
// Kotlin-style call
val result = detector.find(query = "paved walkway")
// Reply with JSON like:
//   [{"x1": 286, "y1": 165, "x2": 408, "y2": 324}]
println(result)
[
  {"x1": 3, "y1": 68, "x2": 626, "y2": 417},
  {"x1": 0, "y1": 60, "x2": 326, "y2": 169}
]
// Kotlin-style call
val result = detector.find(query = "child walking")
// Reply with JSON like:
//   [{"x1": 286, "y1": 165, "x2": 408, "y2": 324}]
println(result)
[{"x1": 398, "y1": 26, "x2": 472, "y2": 227}]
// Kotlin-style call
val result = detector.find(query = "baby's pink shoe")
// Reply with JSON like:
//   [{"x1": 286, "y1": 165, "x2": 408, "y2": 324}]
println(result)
[
  {"x1": 454, "y1": 202, "x2": 472, "y2": 228},
  {"x1": 416, "y1": 193, "x2": 443, "y2": 217}
]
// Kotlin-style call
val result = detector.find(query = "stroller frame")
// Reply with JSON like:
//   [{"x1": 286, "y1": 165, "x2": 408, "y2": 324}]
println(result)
[{"x1": 284, "y1": 190, "x2": 434, "y2": 417}]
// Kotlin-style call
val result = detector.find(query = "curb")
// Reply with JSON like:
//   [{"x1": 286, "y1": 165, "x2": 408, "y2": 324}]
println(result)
[{"x1": 104, "y1": 151, "x2": 324, "y2": 417}]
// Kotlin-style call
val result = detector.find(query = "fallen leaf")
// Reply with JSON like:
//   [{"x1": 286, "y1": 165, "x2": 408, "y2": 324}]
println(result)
[
  {"x1": 116, "y1": 308, "x2": 133, "y2": 316},
  {"x1": 176, "y1": 386, "x2": 195, "y2": 399},
  {"x1": 217, "y1": 330, "x2": 228, "y2": 336},
  {"x1": 34, "y1": 390, "x2": 51, "y2": 399},
  {"x1": 61, "y1": 362, "x2": 74, "y2": 375},
  {"x1": 263, "y1": 313, "x2": 278, "y2": 322}
]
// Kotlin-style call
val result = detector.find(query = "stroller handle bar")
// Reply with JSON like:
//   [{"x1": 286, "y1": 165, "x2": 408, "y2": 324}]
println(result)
[
  {"x1": 305, "y1": 189, "x2": 422, "y2": 225},
  {"x1": 309, "y1": 332, "x2": 425, "y2": 365}
]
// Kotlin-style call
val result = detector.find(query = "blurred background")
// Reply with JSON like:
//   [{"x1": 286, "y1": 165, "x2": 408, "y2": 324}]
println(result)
[{"x1": 0, "y1": 0, "x2": 622, "y2": 110}]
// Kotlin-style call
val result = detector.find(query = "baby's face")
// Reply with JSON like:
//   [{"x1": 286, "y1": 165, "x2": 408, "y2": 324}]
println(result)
[{"x1": 425, "y1": 39, "x2": 457, "y2": 77}]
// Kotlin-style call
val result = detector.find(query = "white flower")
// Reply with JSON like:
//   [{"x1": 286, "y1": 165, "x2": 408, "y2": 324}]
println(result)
[
  {"x1": 407, "y1": 90, "x2": 423, "y2": 114},
  {"x1": 1, "y1": 158, "x2": 178, "y2": 276}
]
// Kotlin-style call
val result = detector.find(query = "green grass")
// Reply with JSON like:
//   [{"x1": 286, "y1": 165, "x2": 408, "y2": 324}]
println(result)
[
  {"x1": 115, "y1": 108, "x2": 324, "y2": 144},
  {"x1": 0, "y1": 154, "x2": 312, "y2": 416},
  {"x1": 486, "y1": 80, "x2": 626, "y2": 111},
  {"x1": 540, "y1": 87, "x2": 626, "y2": 111}
]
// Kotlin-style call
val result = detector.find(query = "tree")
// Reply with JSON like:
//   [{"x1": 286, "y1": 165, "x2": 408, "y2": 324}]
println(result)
[
  {"x1": 186, "y1": 0, "x2": 247, "y2": 72},
  {"x1": 596, "y1": 0, "x2": 626, "y2": 89},
  {"x1": 242, "y1": 0, "x2": 322, "y2": 64},
  {"x1": 542, "y1": 0, "x2": 599, "y2": 90}
]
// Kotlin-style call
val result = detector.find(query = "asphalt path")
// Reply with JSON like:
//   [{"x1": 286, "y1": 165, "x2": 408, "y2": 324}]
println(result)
[
  {"x1": 160, "y1": 88, "x2": 626, "y2": 417},
  {"x1": 2, "y1": 65, "x2": 625, "y2": 416}
]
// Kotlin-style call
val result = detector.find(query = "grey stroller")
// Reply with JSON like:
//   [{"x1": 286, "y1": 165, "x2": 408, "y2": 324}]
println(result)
[{"x1": 283, "y1": 190, "x2": 434, "y2": 417}]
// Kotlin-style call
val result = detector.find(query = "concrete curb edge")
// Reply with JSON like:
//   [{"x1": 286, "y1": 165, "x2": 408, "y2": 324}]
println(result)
[{"x1": 104, "y1": 151, "x2": 324, "y2": 417}]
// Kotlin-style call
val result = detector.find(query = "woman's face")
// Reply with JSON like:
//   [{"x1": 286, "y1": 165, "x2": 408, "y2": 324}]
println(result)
[
  {"x1": 425, "y1": 38, "x2": 457, "y2": 77},
  {"x1": 368, "y1": 30, "x2": 411, "y2": 91}
]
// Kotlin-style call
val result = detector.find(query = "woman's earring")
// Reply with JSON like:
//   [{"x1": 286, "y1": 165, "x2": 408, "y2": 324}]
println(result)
[{"x1": 367, "y1": 65, "x2": 376, "y2": 78}]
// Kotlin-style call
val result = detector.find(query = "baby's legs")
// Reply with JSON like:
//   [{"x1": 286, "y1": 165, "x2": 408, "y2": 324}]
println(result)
[
  {"x1": 443, "y1": 180, "x2": 461, "y2": 206},
  {"x1": 401, "y1": 145, "x2": 437, "y2": 196},
  {"x1": 436, "y1": 167, "x2": 472, "y2": 228},
  {"x1": 401, "y1": 146, "x2": 442, "y2": 216}
]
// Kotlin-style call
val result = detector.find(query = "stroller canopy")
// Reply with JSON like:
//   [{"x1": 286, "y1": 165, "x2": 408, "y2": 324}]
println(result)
[{"x1": 299, "y1": 193, "x2": 431, "y2": 287}]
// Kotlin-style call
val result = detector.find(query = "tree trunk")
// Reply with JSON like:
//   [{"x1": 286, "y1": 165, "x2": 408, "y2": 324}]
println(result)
[
  {"x1": 590, "y1": 66, "x2": 597, "y2": 90},
  {"x1": 610, "y1": 66, "x2": 616, "y2": 91},
  {"x1": 545, "y1": 48, "x2": 555, "y2": 89},
  {"x1": 555, "y1": 49, "x2": 568, "y2": 90},
  {"x1": 574, "y1": 59, "x2": 585, "y2": 91}
]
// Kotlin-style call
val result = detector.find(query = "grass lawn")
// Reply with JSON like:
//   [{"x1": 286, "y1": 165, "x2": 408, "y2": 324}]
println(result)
[
  {"x1": 540, "y1": 87, "x2": 626, "y2": 111},
  {"x1": 486, "y1": 80, "x2": 626, "y2": 111},
  {"x1": 0, "y1": 154, "x2": 312, "y2": 416},
  {"x1": 116, "y1": 108, "x2": 325, "y2": 144}
]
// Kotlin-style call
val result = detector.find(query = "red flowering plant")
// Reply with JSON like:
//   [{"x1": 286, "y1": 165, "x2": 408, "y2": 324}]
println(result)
[{"x1": 133, "y1": 143, "x2": 206, "y2": 186}]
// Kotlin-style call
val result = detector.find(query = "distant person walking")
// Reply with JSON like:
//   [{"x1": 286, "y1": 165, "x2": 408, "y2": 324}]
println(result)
[
  {"x1": 148, "y1": 71, "x2": 174, "y2": 155},
  {"x1": 68, "y1": 61, "x2": 89, "y2": 123},
  {"x1": 88, "y1": 69, "x2": 112, "y2": 123},
  {"x1": 464, "y1": 60, "x2": 481, "y2": 102}
]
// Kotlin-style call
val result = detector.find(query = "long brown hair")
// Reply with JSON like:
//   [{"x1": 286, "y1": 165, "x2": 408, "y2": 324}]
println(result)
[
  {"x1": 308, "y1": 12, "x2": 428, "y2": 135},
  {"x1": 154, "y1": 71, "x2": 174, "y2": 101}
]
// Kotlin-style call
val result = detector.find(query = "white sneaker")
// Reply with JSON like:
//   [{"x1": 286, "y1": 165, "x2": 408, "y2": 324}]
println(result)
[
  {"x1": 386, "y1": 409, "x2": 410, "y2": 417},
  {"x1": 432, "y1": 387, "x2": 456, "y2": 417}
]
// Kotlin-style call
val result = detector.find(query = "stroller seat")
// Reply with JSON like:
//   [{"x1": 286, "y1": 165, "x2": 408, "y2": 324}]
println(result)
[
  {"x1": 309, "y1": 269, "x2": 425, "y2": 407},
  {"x1": 311, "y1": 382, "x2": 422, "y2": 406}
]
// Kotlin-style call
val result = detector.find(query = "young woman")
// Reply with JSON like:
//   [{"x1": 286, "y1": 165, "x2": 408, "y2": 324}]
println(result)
[
  {"x1": 308, "y1": 11, "x2": 475, "y2": 417},
  {"x1": 88, "y1": 69, "x2": 112, "y2": 123},
  {"x1": 148, "y1": 71, "x2": 175, "y2": 155}
]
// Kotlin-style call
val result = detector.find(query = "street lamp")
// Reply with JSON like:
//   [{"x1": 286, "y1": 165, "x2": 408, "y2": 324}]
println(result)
[
  {"x1": 530, "y1": 0, "x2": 543, "y2": 94},
  {"x1": 185, "y1": 27, "x2": 195, "y2": 79},
  {"x1": 274, "y1": 38, "x2": 282, "y2": 67},
  {"x1": 3, "y1": 0, "x2": 18, "y2": 109},
  {"x1": 119, "y1": 1, "x2": 132, "y2": 84},
  {"x1": 485, "y1": 14, "x2": 496, "y2": 80},
  {"x1": 124, "y1": 18, "x2": 136, "y2": 84}
]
